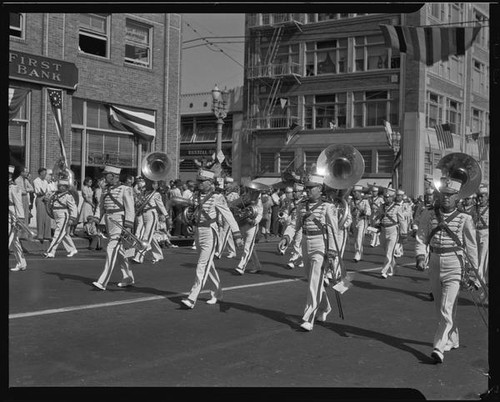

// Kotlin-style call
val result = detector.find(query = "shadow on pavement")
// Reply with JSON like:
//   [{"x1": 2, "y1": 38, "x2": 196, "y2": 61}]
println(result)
[{"x1": 351, "y1": 278, "x2": 436, "y2": 302}]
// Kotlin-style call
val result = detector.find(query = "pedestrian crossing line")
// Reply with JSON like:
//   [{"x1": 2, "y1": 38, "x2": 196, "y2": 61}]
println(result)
[{"x1": 9, "y1": 278, "x2": 302, "y2": 320}]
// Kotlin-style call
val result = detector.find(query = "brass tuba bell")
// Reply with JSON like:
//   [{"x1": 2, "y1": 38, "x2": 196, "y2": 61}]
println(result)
[
  {"x1": 432, "y1": 152, "x2": 482, "y2": 199},
  {"x1": 316, "y1": 144, "x2": 365, "y2": 190},
  {"x1": 141, "y1": 152, "x2": 172, "y2": 181}
]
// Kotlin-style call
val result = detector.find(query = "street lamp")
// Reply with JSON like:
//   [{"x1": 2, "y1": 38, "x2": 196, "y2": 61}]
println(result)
[
  {"x1": 391, "y1": 131, "x2": 402, "y2": 188},
  {"x1": 211, "y1": 84, "x2": 228, "y2": 164}
]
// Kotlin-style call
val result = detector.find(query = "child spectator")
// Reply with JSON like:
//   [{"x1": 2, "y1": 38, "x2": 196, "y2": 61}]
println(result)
[{"x1": 84, "y1": 216, "x2": 104, "y2": 250}]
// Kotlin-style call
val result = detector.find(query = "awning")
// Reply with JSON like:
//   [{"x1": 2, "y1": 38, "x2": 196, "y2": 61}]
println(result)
[
  {"x1": 355, "y1": 178, "x2": 392, "y2": 189},
  {"x1": 252, "y1": 177, "x2": 282, "y2": 187},
  {"x1": 108, "y1": 104, "x2": 156, "y2": 142},
  {"x1": 425, "y1": 131, "x2": 463, "y2": 153}
]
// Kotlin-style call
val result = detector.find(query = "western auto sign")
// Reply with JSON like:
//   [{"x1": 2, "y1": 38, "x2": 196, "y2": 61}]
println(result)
[{"x1": 9, "y1": 50, "x2": 78, "y2": 90}]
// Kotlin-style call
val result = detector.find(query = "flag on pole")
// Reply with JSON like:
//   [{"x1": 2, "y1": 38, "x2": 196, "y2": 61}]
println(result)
[
  {"x1": 478, "y1": 136, "x2": 489, "y2": 161},
  {"x1": 434, "y1": 123, "x2": 453, "y2": 149},
  {"x1": 108, "y1": 104, "x2": 156, "y2": 142},
  {"x1": 383, "y1": 120, "x2": 393, "y2": 147},
  {"x1": 285, "y1": 121, "x2": 301, "y2": 145},
  {"x1": 47, "y1": 88, "x2": 68, "y2": 165},
  {"x1": 9, "y1": 87, "x2": 30, "y2": 121},
  {"x1": 279, "y1": 98, "x2": 288, "y2": 109},
  {"x1": 465, "y1": 132, "x2": 480, "y2": 142},
  {"x1": 393, "y1": 149, "x2": 402, "y2": 172},
  {"x1": 380, "y1": 24, "x2": 481, "y2": 66}
]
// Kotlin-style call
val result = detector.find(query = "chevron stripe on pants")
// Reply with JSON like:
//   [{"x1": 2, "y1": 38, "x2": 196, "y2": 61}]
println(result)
[
  {"x1": 380, "y1": 225, "x2": 399, "y2": 275},
  {"x1": 237, "y1": 223, "x2": 261, "y2": 272},
  {"x1": 217, "y1": 219, "x2": 236, "y2": 257},
  {"x1": 476, "y1": 228, "x2": 488, "y2": 285},
  {"x1": 46, "y1": 209, "x2": 76, "y2": 255},
  {"x1": 353, "y1": 218, "x2": 367, "y2": 260},
  {"x1": 134, "y1": 210, "x2": 163, "y2": 263},
  {"x1": 187, "y1": 225, "x2": 221, "y2": 303},
  {"x1": 9, "y1": 215, "x2": 26, "y2": 268}
]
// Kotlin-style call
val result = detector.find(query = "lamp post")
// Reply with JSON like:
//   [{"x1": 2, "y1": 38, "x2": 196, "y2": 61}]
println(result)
[
  {"x1": 211, "y1": 84, "x2": 228, "y2": 166},
  {"x1": 391, "y1": 131, "x2": 401, "y2": 189}
]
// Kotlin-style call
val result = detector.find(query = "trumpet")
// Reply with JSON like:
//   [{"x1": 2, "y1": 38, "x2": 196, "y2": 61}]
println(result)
[
  {"x1": 9, "y1": 211, "x2": 37, "y2": 240},
  {"x1": 108, "y1": 217, "x2": 149, "y2": 252}
]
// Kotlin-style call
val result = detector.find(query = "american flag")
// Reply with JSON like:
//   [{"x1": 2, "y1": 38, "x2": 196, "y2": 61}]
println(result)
[
  {"x1": 9, "y1": 87, "x2": 30, "y2": 121},
  {"x1": 108, "y1": 104, "x2": 156, "y2": 142},
  {"x1": 477, "y1": 136, "x2": 490, "y2": 161},
  {"x1": 285, "y1": 121, "x2": 301, "y2": 145},
  {"x1": 434, "y1": 123, "x2": 453, "y2": 149},
  {"x1": 47, "y1": 88, "x2": 68, "y2": 164}
]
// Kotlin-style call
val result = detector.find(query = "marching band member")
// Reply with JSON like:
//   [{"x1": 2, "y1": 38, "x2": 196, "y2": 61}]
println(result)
[
  {"x1": 368, "y1": 186, "x2": 384, "y2": 247},
  {"x1": 216, "y1": 177, "x2": 239, "y2": 259},
  {"x1": 351, "y1": 185, "x2": 371, "y2": 262},
  {"x1": 181, "y1": 168, "x2": 243, "y2": 309},
  {"x1": 92, "y1": 165, "x2": 135, "y2": 290},
  {"x1": 234, "y1": 181, "x2": 265, "y2": 275},
  {"x1": 378, "y1": 188, "x2": 405, "y2": 278},
  {"x1": 415, "y1": 177, "x2": 478, "y2": 363},
  {"x1": 9, "y1": 165, "x2": 27, "y2": 272},
  {"x1": 133, "y1": 176, "x2": 147, "y2": 247},
  {"x1": 393, "y1": 189, "x2": 407, "y2": 258},
  {"x1": 43, "y1": 179, "x2": 78, "y2": 258},
  {"x1": 292, "y1": 174, "x2": 340, "y2": 331},
  {"x1": 132, "y1": 179, "x2": 169, "y2": 264},
  {"x1": 473, "y1": 185, "x2": 489, "y2": 292}
]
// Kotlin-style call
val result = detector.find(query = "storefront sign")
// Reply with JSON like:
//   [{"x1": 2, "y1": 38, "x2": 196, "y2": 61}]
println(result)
[
  {"x1": 9, "y1": 50, "x2": 79, "y2": 90},
  {"x1": 180, "y1": 147, "x2": 232, "y2": 158}
]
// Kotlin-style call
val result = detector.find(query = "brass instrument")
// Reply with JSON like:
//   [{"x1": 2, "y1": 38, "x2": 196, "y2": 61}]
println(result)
[
  {"x1": 433, "y1": 152, "x2": 487, "y2": 325},
  {"x1": 108, "y1": 217, "x2": 149, "y2": 252},
  {"x1": 169, "y1": 196, "x2": 196, "y2": 235},
  {"x1": 45, "y1": 158, "x2": 78, "y2": 219},
  {"x1": 229, "y1": 198, "x2": 259, "y2": 225},
  {"x1": 316, "y1": 144, "x2": 365, "y2": 297},
  {"x1": 9, "y1": 211, "x2": 37, "y2": 240}
]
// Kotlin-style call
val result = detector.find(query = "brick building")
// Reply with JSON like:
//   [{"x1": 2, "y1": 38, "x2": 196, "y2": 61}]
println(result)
[
  {"x1": 8, "y1": 12, "x2": 182, "y2": 186},
  {"x1": 241, "y1": 5, "x2": 489, "y2": 196}
]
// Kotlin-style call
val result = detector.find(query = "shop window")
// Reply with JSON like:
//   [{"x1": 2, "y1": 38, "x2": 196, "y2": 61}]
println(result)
[
  {"x1": 377, "y1": 150, "x2": 393, "y2": 173},
  {"x1": 79, "y1": 13, "x2": 109, "y2": 58},
  {"x1": 10, "y1": 12, "x2": 25, "y2": 38},
  {"x1": 125, "y1": 19, "x2": 152, "y2": 68},
  {"x1": 358, "y1": 150, "x2": 373, "y2": 174},
  {"x1": 259, "y1": 152, "x2": 276, "y2": 173}
]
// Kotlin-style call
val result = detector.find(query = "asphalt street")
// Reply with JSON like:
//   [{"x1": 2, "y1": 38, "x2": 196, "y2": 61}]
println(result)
[{"x1": 8, "y1": 235, "x2": 489, "y2": 399}]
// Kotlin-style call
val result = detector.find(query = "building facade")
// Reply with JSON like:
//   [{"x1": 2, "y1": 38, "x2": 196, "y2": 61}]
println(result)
[
  {"x1": 9, "y1": 12, "x2": 182, "y2": 186},
  {"x1": 241, "y1": 6, "x2": 489, "y2": 197},
  {"x1": 179, "y1": 87, "x2": 243, "y2": 182}
]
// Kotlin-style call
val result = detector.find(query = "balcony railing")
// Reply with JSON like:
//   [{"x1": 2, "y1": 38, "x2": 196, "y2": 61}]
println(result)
[
  {"x1": 247, "y1": 62, "x2": 302, "y2": 79},
  {"x1": 248, "y1": 13, "x2": 304, "y2": 28},
  {"x1": 249, "y1": 115, "x2": 299, "y2": 130}
]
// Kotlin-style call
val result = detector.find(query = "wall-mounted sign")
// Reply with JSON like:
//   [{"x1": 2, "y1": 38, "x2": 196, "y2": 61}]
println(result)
[{"x1": 9, "y1": 50, "x2": 79, "y2": 90}]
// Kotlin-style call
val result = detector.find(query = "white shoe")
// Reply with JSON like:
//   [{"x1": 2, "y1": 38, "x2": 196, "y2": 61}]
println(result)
[
  {"x1": 381, "y1": 272, "x2": 388, "y2": 279},
  {"x1": 431, "y1": 349, "x2": 444, "y2": 363},
  {"x1": 43, "y1": 252, "x2": 55, "y2": 258},
  {"x1": 191, "y1": 245, "x2": 196, "y2": 250},
  {"x1": 92, "y1": 281, "x2": 106, "y2": 291},
  {"x1": 171, "y1": 244, "x2": 179, "y2": 248},
  {"x1": 316, "y1": 310, "x2": 330, "y2": 322},
  {"x1": 300, "y1": 321, "x2": 313, "y2": 331},
  {"x1": 226, "y1": 253, "x2": 236, "y2": 259},
  {"x1": 151, "y1": 258, "x2": 163, "y2": 264},
  {"x1": 206, "y1": 293, "x2": 222, "y2": 305},
  {"x1": 297, "y1": 263, "x2": 304, "y2": 268},
  {"x1": 234, "y1": 267, "x2": 245, "y2": 275},
  {"x1": 444, "y1": 342, "x2": 459, "y2": 352},
  {"x1": 387, "y1": 272, "x2": 394, "y2": 277},
  {"x1": 181, "y1": 298, "x2": 195, "y2": 309},
  {"x1": 286, "y1": 262, "x2": 294, "y2": 269},
  {"x1": 131, "y1": 257, "x2": 142, "y2": 264},
  {"x1": 117, "y1": 277, "x2": 134, "y2": 287},
  {"x1": 67, "y1": 250, "x2": 78, "y2": 257},
  {"x1": 10, "y1": 265, "x2": 27, "y2": 272}
]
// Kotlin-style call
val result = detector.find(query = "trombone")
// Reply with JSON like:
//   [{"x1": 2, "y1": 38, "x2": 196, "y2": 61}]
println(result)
[
  {"x1": 108, "y1": 217, "x2": 149, "y2": 252},
  {"x1": 9, "y1": 211, "x2": 37, "y2": 240}
]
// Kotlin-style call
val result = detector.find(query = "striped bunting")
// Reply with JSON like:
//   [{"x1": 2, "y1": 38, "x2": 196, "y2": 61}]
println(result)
[
  {"x1": 434, "y1": 123, "x2": 453, "y2": 150},
  {"x1": 380, "y1": 25, "x2": 481, "y2": 66},
  {"x1": 108, "y1": 104, "x2": 156, "y2": 142},
  {"x1": 47, "y1": 88, "x2": 69, "y2": 164},
  {"x1": 477, "y1": 136, "x2": 489, "y2": 161},
  {"x1": 8, "y1": 87, "x2": 30, "y2": 121}
]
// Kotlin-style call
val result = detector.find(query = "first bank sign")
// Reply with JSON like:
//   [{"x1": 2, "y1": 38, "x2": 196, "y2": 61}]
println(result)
[{"x1": 9, "y1": 50, "x2": 78, "y2": 90}]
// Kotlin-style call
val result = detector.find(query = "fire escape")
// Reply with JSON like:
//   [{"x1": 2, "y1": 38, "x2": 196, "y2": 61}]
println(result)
[{"x1": 247, "y1": 13, "x2": 303, "y2": 131}]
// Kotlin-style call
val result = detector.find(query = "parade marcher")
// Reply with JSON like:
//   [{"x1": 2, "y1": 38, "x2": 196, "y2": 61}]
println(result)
[
  {"x1": 9, "y1": 165, "x2": 28, "y2": 271},
  {"x1": 133, "y1": 176, "x2": 147, "y2": 248},
  {"x1": 270, "y1": 187, "x2": 281, "y2": 237},
  {"x1": 43, "y1": 179, "x2": 78, "y2": 258},
  {"x1": 14, "y1": 166, "x2": 34, "y2": 227},
  {"x1": 234, "y1": 181, "x2": 265, "y2": 275},
  {"x1": 132, "y1": 179, "x2": 169, "y2": 264},
  {"x1": 368, "y1": 186, "x2": 384, "y2": 247},
  {"x1": 91, "y1": 165, "x2": 136, "y2": 290},
  {"x1": 473, "y1": 185, "x2": 489, "y2": 292},
  {"x1": 350, "y1": 185, "x2": 371, "y2": 262},
  {"x1": 458, "y1": 195, "x2": 475, "y2": 214},
  {"x1": 378, "y1": 188, "x2": 405, "y2": 278},
  {"x1": 78, "y1": 176, "x2": 95, "y2": 226},
  {"x1": 292, "y1": 174, "x2": 340, "y2": 331},
  {"x1": 259, "y1": 191, "x2": 273, "y2": 242},
  {"x1": 32, "y1": 167, "x2": 52, "y2": 243},
  {"x1": 216, "y1": 177, "x2": 239, "y2": 259},
  {"x1": 394, "y1": 189, "x2": 408, "y2": 258},
  {"x1": 415, "y1": 177, "x2": 478, "y2": 363},
  {"x1": 181, "y1": 168, "x2": 243, "y2": 309}
]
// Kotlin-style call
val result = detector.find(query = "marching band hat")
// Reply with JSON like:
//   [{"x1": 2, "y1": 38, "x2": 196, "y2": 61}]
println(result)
[
  {"x1": 478, "y1": 184, "x2": 488, "y2": 195},
  {"x1": 46, "y1": 168, "x2": 53, "y2": 175},
  {"x1": 58, "y1": 179, "x2": 70, "y2": 186},
  {"x1": 245, "y1": 181, "x2": 270, "y2": 192},
  {"x1": 293, "y1": 183, "x2": 304, "y2": 191},
  {"x1": 103, "y1": 165, "x2": 121, "y2": 175},
  {"x1": 304, "y1": 174, "x2": 324, "y2": 187},
  {"x1": 396, "y1": 189, "x2": 405, "y2": 196},
  {"x1": 425, "y1": 188, "x2": 434, "y2": 195},
  {"x1": 438, "y1": 177, "x2": 462, "y2": 194},
  {"x1": 8, "y1": 165, "x2": 15, "y2": 174},
  {"x1": 384, "y1": 188, "x2": 396, "y2": 196},
  {"x1": 136, "y1": 175, "x2": 144, "y2": 180},
  {"x1": 225, "y1": 176, "x2": 234, "y2": 183},
  {"x1": 197, "y1": 168, "x2": 216, "y2": 181},
  {"x1": 371, "y1": 186, "x2": 379, "y2": 192},
  {"x1": 353, "y1": 184, "x2": 363, "y2": 192}
]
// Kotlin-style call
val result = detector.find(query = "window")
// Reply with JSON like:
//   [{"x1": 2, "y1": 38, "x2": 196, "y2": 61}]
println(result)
[
  {"x1": 180, "y1": 115, "x2": 233, "y2": 143},
  {"x1": 259, "y1": 152, "x2": 276, "y2": 173},
  {"x1": 446, "y1": 99, "x2": 461, "y2": 134},
  {"x1": 449, "y1": 3, "x2": 464, "y2": 24},
  {"x1": 377, "y1": 150, "x2": 394, "y2": 173},
  {"x1": 424, "y1": 151, "x2": 442, "y2": 175},
  {"x1": 472, "y1": 59, "x2": 487, "y2": 95},
  {"x1": 304, "y1": 151, "x2": 321, "y2": 172},
  {"x1": 444, "y1": 57, "x2": 463, "y2": 84},
  {"x1": 471, "y1": 108, "x2": 483, "y2": 134},
  {"x1": 9, "y1": 88, "x2": 29, "y2": 166},
  {"x1": 474, "y1": 10, "x2": 489, "y2": 48},
  {"x1": 258, "y1": 151, "x2": 294, "y2": 174},
  {"x1": 305, "y1": 39, "x2": 347, "y2": 76},
  {"x1": 125, "y1": 19, "x2": 152, "y2": 67},
  {"x1": 79, "y1": 13, "x2": 110, "y2": 58},
  {"x1": 359, "y1": 150, "x2": 373, "y2": 174},
  {"x1": 426, "y1": 92, "x2": 444, "y2": 127},
  {"x1": 10, "y1": 13, "x2": 25, "y2": 38},
  {"x1": 304, "y1": 93, "x2": 347, "y2": 129},
  {"x1": 353, "y1": 90, "x2": 399, "y2": 128},
  {"x1": 429, "y1": 3, "x2": 442, "y2": 20},
  {"x1": 354, "y1": 35, "x2": 399, "y2": 72}
]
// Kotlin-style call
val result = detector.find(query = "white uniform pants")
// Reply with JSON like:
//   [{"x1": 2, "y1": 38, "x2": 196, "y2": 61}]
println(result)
[
  {"x1": 369, "y1": 230, "x2": 380, "y2": 247},
  {"x1": 217, "y1": 220, "x2": 236, "y2": 257},
  {"x1": 476, "y1": 229, "x2": 488, "y2": 285},
  {"x1": 9, "y1": 217, "x2": 26, "y2": 268},
  {"x1": 134, "y1": 210, "x2": 163, "y2": 263},
  {"x1": 288, "y1": 230, "x2": 303, "y2": 267},
  {"x1": 353, "y1": 219, "x2": 367, "y2": 261},
  {"x1": 96, "y1": 213, "x2": 134, "y2": 287},
  {"x1": 237, "y1": 223, "x2": 261, "y2": 272},
  {"x1": 46, "y1": 209, "x2": 77, "y2": 256},
  {"x1": 301, "y1": 234, "x2": 331, "y2": 324},
  {"x1": 187, "y1": 226, "x2": 221, "y2": 303},
  {"x1": 380, "y1": 225, "x2": 399, "y2": 275},
  {"x1": 428, "y1": 253, "x2": 462, "y2": 353}
]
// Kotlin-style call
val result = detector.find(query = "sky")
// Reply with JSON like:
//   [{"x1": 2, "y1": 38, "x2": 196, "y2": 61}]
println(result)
[{"x1": 181, "y1": 14, "x2": 245, "y2": 94}]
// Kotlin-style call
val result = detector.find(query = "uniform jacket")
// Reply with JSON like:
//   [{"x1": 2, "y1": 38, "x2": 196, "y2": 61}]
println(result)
[
  {"x1": 96, "y1": 184, "x2": 135, "y2": 227},
  {"x1": 51, "y1": 191, "x2": 78, "y2": 221},
  {"x1": 138, "y1": 191, "x2": 168, "y2": 216},
  {"x1": 9, "y1": 182, "x2": 24, "y2": 219}
]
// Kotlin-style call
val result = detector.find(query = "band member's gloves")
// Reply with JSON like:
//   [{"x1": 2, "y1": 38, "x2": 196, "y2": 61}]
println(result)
[
  {"x1": 416, "y1": 254, "x2": 426, "y2": 271},
  {"x1": 234, "y1": 237, "x2": 244, "y2": 249},
  {"x1": 159, "y1": 214, "x2": 166, "y2": 222}
]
